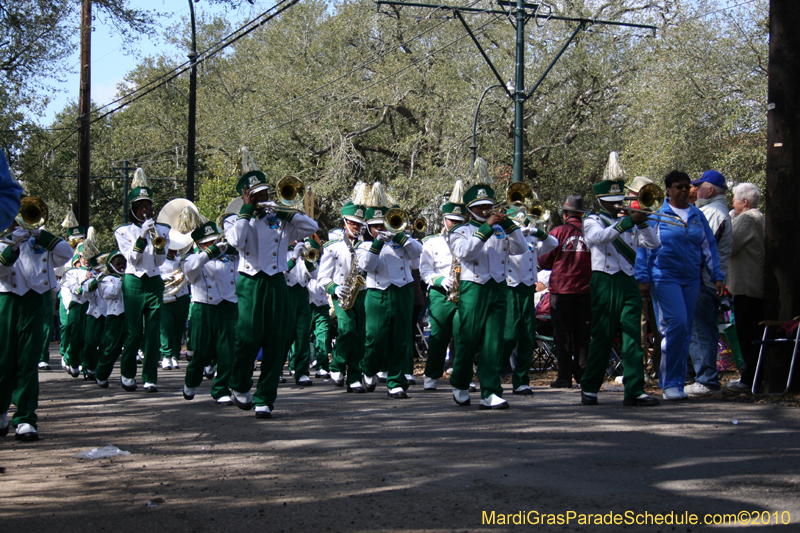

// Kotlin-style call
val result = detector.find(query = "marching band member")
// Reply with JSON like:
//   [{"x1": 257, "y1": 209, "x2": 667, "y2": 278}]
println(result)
[
  {"x1": 502, "y1": 207, "x2": 558, "y2": 395},
  {"x1": 0, "y1": 207, "x2": 72, "y2": 441},
  {"x1": 448, "y1": 168, "x2": 527, "y2": 410},
  {"x1": 61, "y1": 243, "x2": 93, "y2": 378},
  {"x1": 419, "y1": 198, "x2": 467, "y2": 390},
  {"x1": 581, "y1": 176, "x2": 661, "y2": 406},
  {"x1": 94, "y1": 251, "x2": 128, "y2": 387},
  {"x1": 79, "y1": 245, "x2": 108, "y2": 381},
  {"x1": 307, "y1": 251, "x2": 332, "y2": 378},
  {"x1": 56, "y1": 213, "x2": 85, "y2": 370},
  {"x1": 358, "y1": 195, "x2": 423, "y2": 398},
  {"x1": 318, "y1": 195, "x2": 369, "y2": 391},
  {"x1": 224, "y1": 170, "x2": 318, "y2": 418},
  {"x1": 181, "y1": 221, "x2": 238, "y2": 404},
  {"x1": 283, "y1": 238, "x2": 318, "y2": 386},
  {"x1": 159, "y1": 246, "x2": 190, "y2": 370},
  {"x1": 114, "y1": 168, "x2": 171, "y2": 393}
]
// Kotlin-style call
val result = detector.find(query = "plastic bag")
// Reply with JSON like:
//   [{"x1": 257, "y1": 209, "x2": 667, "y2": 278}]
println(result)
[{"x1": 72, "y1": 445, "x2": 131, "y2": 459}]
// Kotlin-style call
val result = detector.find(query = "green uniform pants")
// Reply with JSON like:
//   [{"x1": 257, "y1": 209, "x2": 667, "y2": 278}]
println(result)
[
  {"x1": 502, "y1": 283, "x2": 537, "y2": 389},
  {"x1": 229, "y1": 272, "x2": 288, "y2": 409},
  {"x1": 82, "y1": 314, "x2": 105, "y2": 373},
  {"x1": 0, "y1": 291, "x2": 45, "y2": 428},
  {"x1": 160, "y1": 293, "x2": 190, "y2": 360},
  {"x1": 310, "y1": 303, "x2": 331, "y2": 370},
  {"x1": 186, "y1": 301, "x2": 195, "y2": 354},
  {"x1": 424, "y1": 287, "x2": 458, "y2": 380},
  {"x1": 58, "y1": 293, "x2": 67, "y2": 359},
  {"x1": 95, "y1": 313, "x2": 127, "y2": 382},
  {"x1": 185, "y1": 301, "x2": 236, "y2": 399},
  {"x1": 64, "y1": 300, "x2": 88, "y2": 369},
  {"x1": 40, "y1": 291, "x2": 53, "y2": 364},
  {"x1": 450, "y1": 279, "x2": 508, "y2": 398},
  {"x1": 331, "y1": 291, "x2": 366, "y2": 385},
  {"x1": 361, "y1": 284, "x2": 414, "y2": 391},
  {"x1": 581, "y1": 271, "x2": 646, "y2": 399},
  {"x1": 285, "y1": 284, "x2": 312, "y2": 381},
  {"x1": 121, "y1": 274, "x2": 164, "y2": 385}
]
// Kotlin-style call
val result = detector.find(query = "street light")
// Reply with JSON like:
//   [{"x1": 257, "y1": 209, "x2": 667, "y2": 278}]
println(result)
[
  {"x1": 187, "y1": 0, "x2": 199, "y2": 201},
  {"x1": 470, "y1": 84, "x2": 504, "y2": 168}
]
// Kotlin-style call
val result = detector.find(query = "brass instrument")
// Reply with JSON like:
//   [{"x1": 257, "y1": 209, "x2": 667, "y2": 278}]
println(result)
[
  {"x1": 276, "y1": 175, "x2": 305, "y2": 211},
  {"x1": 163, "y1": 270, "x2": 187, "y2": 303},
  {"x1": 413, "y1": 218, "x2": 427, "y2": 234},
  {"x1": 384, "y1": 208, "x2": 409, "y2": 234},
  {"x1": 444, "y1": 229, "x2": 461, "y2": 304},
  {"x1": 338, "y1": 234, "x2": 365, "y2": 311},
  {"x1": 145, "y1": 215, "x2": 167, "y2": 251},
  {"x1": 300, "y1": 246, "x2": 319, "y2": 264},
  {"x1": 489, "y1": 182, "x2": 536, "y2": 215},
  {"x1": 17, "y1": 196, "x2": 48, "y2": 230},
  {"x1": 617, "y1": 183, "x2": 686, "y2": 227}
]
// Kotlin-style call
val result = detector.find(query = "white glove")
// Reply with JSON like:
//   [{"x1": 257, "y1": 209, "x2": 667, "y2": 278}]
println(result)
[
  {"x1": 334, "y1": 285, "x2": 351, "y2": 300},
  {"x1": 377, "y1": 231, "x2": 393, "y2": 243},
  {"x1": 140, "y1": 218, "x2": 155, "y2": 239},
  {"x1": 216, "y1": 242, "x2": 228, "y2": 255},
  {"x1": 259, "y1": 201, "x2": 279, "y2": 215},
  {"x1": 28, "y1": 228, "x2": 41, "y2": 238},
  {"x1": 440, "y1": 276, "x2": 454, "y2": 291},
  {"x1": 12, "y1": 227, "x2": 30, "y2": 244},
  {"x1": 292, "y1": 242, "x2": 306, "y2": 260},
  {"x1": 521, "y1": 225, "x2": 534, "y2": 236}
]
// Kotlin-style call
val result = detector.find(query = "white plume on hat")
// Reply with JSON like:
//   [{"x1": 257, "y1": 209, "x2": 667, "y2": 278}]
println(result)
[
  {"x1": 175, "y1": 205, "x2": 207, "y2": 234},
  {"x1": 367, "y1": 181, "x2": 389, "y2": 208},
  {"x1": 82, "y1": 226, "x2": 100, "y2": 259},
  {"x1": 239, "y1": 146, "x2": 259, "y2": 175},
  {"x1": 61, "y1": 209, "x2": 79, "y2": 229},
  {"x1": 602, "y1": 152, "x2": 625, "y2": 181},
  {"x1": 471, "y1": 158, "x2": 491, "y2": 186},
  {"x1": 352, "y1": 181, "x2": 368, "y2": 205},
  {"x1": 449, "y1": 179, "x2": 466, "y2": 204},
  {"x1": 131, "y1": 167, "x2": 148, "y2": 189}
]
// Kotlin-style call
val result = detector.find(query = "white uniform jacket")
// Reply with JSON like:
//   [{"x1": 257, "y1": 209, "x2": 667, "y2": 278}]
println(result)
[
  {"x1": 318, "y1": 237, "x2": 366, "y2": 296},
  {"x1": 82, "y1": 270, "x2": 108, "y2": 318},
  {"x1": 419, "y1": 233, "x2": 453, "y2": 289},
  {"x1": 583, "y1": 211, "x2": 660, "y2": 276},
  {"x1": 225, "y1": 205, "x2": 318, "y2": 278},
  {"x1": 182, "y1": 246, "x2": 238, "y2": 305},
  {"x1": 61, "y1": 267, "x2": 92, "y2": 305},
  {"x1": 285, "y1": 255, "x2": 316, "y2": 288},
  {"x1": 307, "y1": 278, "x2": 330, "y2": 307},
  {"x1": 450, "y1": 219, "x2": 527, "y2": 285},
  {"x1": 0, "y1": 230, "x2": 72, "y2": 296},
  {"x1": 98, "y1": 274, "x2": 125, "y2": 316},
  {"x1": 114, "y1": 222, "x2": 171, "y2": 277},
  {"x1": 357, "y1": 234, "x2": 423, "y2": 291},
  {"x1": 160, "y1": 256, "x2": 190, "y2": 300},
  {"x1": 506, "y1": 232, "x2": 559, "y2": 288}
]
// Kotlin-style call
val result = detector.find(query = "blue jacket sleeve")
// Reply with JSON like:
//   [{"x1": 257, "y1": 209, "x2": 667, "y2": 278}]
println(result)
[{"x1": 0, "y1": 151, "x2": 23, "y2": 231}]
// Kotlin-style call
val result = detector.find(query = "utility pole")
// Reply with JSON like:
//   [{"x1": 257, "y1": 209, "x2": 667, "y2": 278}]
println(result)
[
  {"x1": 77, "y1": 0, "x2": 92, "y2": 227},
  {"x1": 112, "y1": 161, "x2": 133, "y2": 220},
  {"x1": 376, "y1": 1, "x2": 654, "y2": 181},
  {"x1": 187, "y1": 0, "x2": 199, "y2": 201},
  {"x1": 764, "y1": 0, "x2": 800, "y2": 390}
]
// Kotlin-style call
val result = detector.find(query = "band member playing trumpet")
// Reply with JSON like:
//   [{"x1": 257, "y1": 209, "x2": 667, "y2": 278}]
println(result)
[
  {"x1": 419, "y1": 200, "x2": 466, "y2": 390},
  {"x1": 449, "y1": 178, "x2": 527, "y2": 409},
  {"x1": 283, "y1": 238, "x2": 319, "y2": 386},
  {"x1": 159, "y1": 245, "x2": 190, "y2": 370},
  {"x1": 114, "y1": 168, "x2": 171, "y2": 393},
  {"x1": 94, "y1": 251, "x2": 128, "y2": 388},
  {"x1": 225, "y1": 171, "x2": 318, "y2": 419},
  {"x1": 79, "y1": 245, "x2": 109, "y2": 381},
  {"x1": 0, "y1": 199, "x2": 72, "y2": 441},
  {"x1": 61, "y1": 242, "x2": 93, "y2": 378},
  {"x1": 318, "y1": 199, "x2": 368, "y2": 391}
]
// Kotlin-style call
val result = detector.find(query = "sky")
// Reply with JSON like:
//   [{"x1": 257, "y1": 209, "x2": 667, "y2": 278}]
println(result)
[{"x1": 38, "y1": 0, "x2": 257, "y2": 126}]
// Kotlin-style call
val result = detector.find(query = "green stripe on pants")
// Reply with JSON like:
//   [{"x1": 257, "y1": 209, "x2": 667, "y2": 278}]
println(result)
[
  {"x1": 185, "y1": 301, "x2": 236, "y2": 399},
  {"x1": 581, "y1": 271, "x2": 645, "y2": 399},
  {"x1": 450, "y1": 279, "x2": 508, "y2": 398},
  {"x1": 229, "y1": 272, "x2": 288, "y2": 410},
  {"x1": 160, "y1": 293, "x2": 190, "y2": 360},
  {"x1": 424, "y1": 287, "x2": 458, "y2": 380},
  {"x1": 95, "y1": 314, "x2": 127, "y2": 382},
  {"x1": 0, "y1": 291, "x2": 45, "y2": 428},
  {"x1": 502, "y1": 283, "x2": 537, "y2": 389},
  {"x1": 332, "y1": 291, "x2": 366, "y2": 385},
  {"x1": 361, "y1": 284, "x2": 413, "y2": 391},
  {"x1": 121, "y1": 274, "x2": 164, "y2": 385}
]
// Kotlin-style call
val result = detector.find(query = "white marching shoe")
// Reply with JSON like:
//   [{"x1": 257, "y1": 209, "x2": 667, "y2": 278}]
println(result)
[
  {"x1": 452, "y1": 388, "x2": 470, "y2": 406},
  {"x1": 423, "y1": 376, "x2": 438, "y2": 390},
  {"x1": 479, "y1": 393, "x2": 509, "y2": 410}
]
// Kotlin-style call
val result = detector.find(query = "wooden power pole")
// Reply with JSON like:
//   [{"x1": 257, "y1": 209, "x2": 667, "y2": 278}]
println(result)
[
  {"x1": 764, "y1": 0, "x2": 800, "y2": 390},
  {"x1": 77, "y1": 0, "x2": 92, "y2": 228}
]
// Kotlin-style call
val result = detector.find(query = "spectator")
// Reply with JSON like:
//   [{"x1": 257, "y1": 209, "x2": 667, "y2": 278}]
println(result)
[
  {"x1": 0, "y1": 150, "x2": 23, "y2": 230},
  {"x1": 538, "y1": 195, "x2": 592, "y2": 388},
  {"x1": 686, "y1": 171, "x2": 733, "y2": 396},
  {"x1": 635, "y1": 171, "x2": 723, "y2": 401},
  {"x1": 725, "y1": 183, "x2": 765, "y2": 393}
]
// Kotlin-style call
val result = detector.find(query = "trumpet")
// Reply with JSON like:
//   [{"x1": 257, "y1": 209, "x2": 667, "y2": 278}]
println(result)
[
  {"x1": 489, "y1": 182, "x2": 536, "y2": 215},
  {"x1": 276, "y1": 175, "x2": 304, "y2": 210},
  {"x1": 17, "y1": 196, "x2": 48, "y2": 230},
  {"x1": 300, "y1": 246, "x2": 319, "y2": 263},
  {"x1": 384, "y1": 208, "x2": 409, "y2": 234},
  {"x1": 616, "y1": 184, "x2": 687, "y2": 227},
  {"x1": 413, "y1": 218, "x2": 427, "y2": 234},
  {"x1": 145, "y1": 215, "x2": 167, "y2": 251}
]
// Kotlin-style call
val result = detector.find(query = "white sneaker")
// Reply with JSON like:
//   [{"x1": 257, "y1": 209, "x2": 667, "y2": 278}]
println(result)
[
  {"x1": 662, "y1": 387, "x2": 689, "y2": 400},
  {"x1": 68, "y1": 366, "x2": 80, "y2": 378},
  {"x1": 161, "y1": 359, "x2": 172, "y2": 370},
  {"x1": 479, "y1": 393, "x2": 509, "y2": 410},
  {"x1": 232, "y1": 389, "x2": 253, "y2": 410},
  {"x1": 684, "y1": 382, "x2": 722, "y2": 397},
  {"x1": 215, "y1": 395, "x2": 233, "y2": 405},
  {"x1": 329, "y1": 371, "x2": 344, "y2": 386},
  {"x1": 136, "y1": 351, "x2": 144, "y2": 363},
  {"x1": 377, "y1": 371, "x2": 388, "y2": 382},
  {"x1": 297, "y1": 375, "x2": 312, "y2": 386},
  {"x1": 726, "y1": 379, "x2": 751, "y2": 393},
  {"x1": 120, "y1": 376, "x2": 137, "y2": 391},
  {"x1": 203, "y1": 365, "x2": 215, "y2": 379},
  {"x1": 423, "y1": 376, "x2": 438, "y2": 390},
  {"x1": 183, "y1": 385, "x2": 196, "y2": 400},
  {"x1": 513, "y1": 384, "x2": 533, "y2": 395},
  {"x1": 171, "y1": 357, "x2": 180, "y2": 369},
  {"x1": 315, "y1": 369, "x2": 330, "y2": 378},
  {"x1": 469, "y1": 382, "x2": 478, "y2": 392},
  {"x1": 255, "y1": 405, "x2": 271, "y2": 419},
  {"x1": 15, "y1": 422, "x2": 38, "y2": 441},
  {"x1": 38, "y1": 362, "x2": 50, "y2": 370},
  {"x1": 61, "y1": 357, "x2": 67, "y2": 370},
  {"x1": 143, "y1": 382, "x2": 158, "y2": 393},
  {"x1": 363, "y1": 375, "x2": 377, "y2": 388},
  {"x1": 452, "y1": 388, "x2": 470, "y2": 406},
  {"x1": 405, "y1": 374, "x2": 416, "y2": 385}
]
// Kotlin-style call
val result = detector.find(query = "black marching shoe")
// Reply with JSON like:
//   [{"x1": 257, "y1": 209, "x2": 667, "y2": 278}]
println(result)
[
  {"x1": 623, "y1": 394, "x2": 660, "y2": 407},
  {"x1": 387, "y1": 387, "x2": 409, "y2": 399},
  {"x1": 549, "y1": 379, "x2": 572, "y2": 389}
]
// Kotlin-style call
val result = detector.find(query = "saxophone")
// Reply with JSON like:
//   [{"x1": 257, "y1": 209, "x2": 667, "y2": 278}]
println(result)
[
  {"x1": 338, "y1": 233, "x2": 365, "y2": 311},
  {"x1": 445, "y1": 229, "x2": 461, "y2": 304}
]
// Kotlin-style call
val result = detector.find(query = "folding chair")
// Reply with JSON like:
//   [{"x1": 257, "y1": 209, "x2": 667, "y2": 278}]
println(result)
[
  {"x1": 531, "y1": 315, "x2": 557, "y2": 373},
  {"x1": 751, "y1": 317, "x2": 800, "y2": 396}
]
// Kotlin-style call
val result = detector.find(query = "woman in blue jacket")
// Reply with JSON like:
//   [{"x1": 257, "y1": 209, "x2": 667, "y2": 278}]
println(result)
[{"x1": 635, "y1": 171, "x2": 724, "y2": 400}]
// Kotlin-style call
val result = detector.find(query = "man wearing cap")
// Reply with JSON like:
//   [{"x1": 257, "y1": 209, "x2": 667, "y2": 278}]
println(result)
[
  {"x1": 114, "y1": 171, "x2": 171, "y2": 393},
  {"x1": 538, "y1": 195, "x2": 593, "y2": 389},
  {"x1": 580, "y1": 179, "x2": 661, "y2": 406},
  {"x1": 358, "y1": 205, "x2": 423, "y2": 398},
  {"x1": 318, "y1": 202, "x2": 368, "y2": 390},
  {"x1": 159, "y1": 246, "x2": 190, "y2": 371},
  {"x1": 60, "y1": 248, "x2": 93, "y2": 378},
  {"x1": 502, "y1": 208, "x2": 559, "y2": 396},
  {"x1": 0, "y1": 213, "x2": 72, "y2": 441},
  {"x1": 419, "y1": 202, "x2": 466, "y2": 390},
  {"x1": 94, "y1": 252, "x2": 128, "y2": 388},
  {"x1": 449, "y1": 184, "x2": 527, "y2": 409},
  {"x1": 283, "y1": 237, "x2": 320, "y2": 386},
  {"x1": 181, "y1": 221, "x2": 238, "y2": 404},
  {"x1": 224, "y1": 170, "x2": 318, "y2": 418},
  {"x1": 686, "y1": 170, "x2": 733, "y2": 397}
]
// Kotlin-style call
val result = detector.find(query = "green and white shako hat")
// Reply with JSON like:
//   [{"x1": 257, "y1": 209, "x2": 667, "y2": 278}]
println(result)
[
  {"x1": 592, "y1": 179, "x2": 626, "y2": 203},
  {"x1": 128, "y1": 167, "x2": 154, "y2": 204},
  {"x1": 236, "y1": 170, "x2": 269, "y2": 196},
  {"x1": 506, "y1": 206, "x2": 529, "y2": 227},
  {"x1": 67, "y1": 226, "x2": 87, "y2": 239},
  {"x1": 463, "y1": 184, "x2": 495, "y2": 208},
  {"x1": 105, "y1": 250, "x2": 123, "y2": 270},
  {"x1": 191, "y1": 221, "x2": 222, "y2": 245},
  {"x1": 306, "y1": 238, "x2": 321, "y2": 252},
  {"x1": 71, "y1": 242, "x2": 84, "y2": 265},
  {"x1": 365, "y1": 206, "x2": 388, "y2": 225},
  {"x1": 442, "y1": 202, "x2": 466, "y2": 222},
  {"x1": 341, "y1": 201, "x2": 366, "y2": 223}
]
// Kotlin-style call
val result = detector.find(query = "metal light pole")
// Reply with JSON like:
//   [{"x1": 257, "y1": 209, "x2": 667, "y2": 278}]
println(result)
[
  {"x1": 470, "y1": 84, "x2": 502, "y2": 168},
  {"x1": 512, "y1": 0, "x2": 526, "y2": 183},
  {"x1": 186, "y1": 0, "x2": 199, "y2": 201}
]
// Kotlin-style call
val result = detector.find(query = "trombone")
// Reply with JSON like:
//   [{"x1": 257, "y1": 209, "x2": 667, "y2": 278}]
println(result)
[
  {"x1": 413, "y1": 218, "x2": 427, "y2": 234},
  {"x1": 9, "y1": 196, "x2": 48, "y2": 245},
  {"x1": 384, "y1": 208, "x2": 409, "y2": 234},
  {"x1": 489, "y1": 182, "x2": 536, "y2": 215},
  {"x1": 616, "y1": 184, "x2": 687, "y2": 227},
  {"x1": 256, "y1": 175, "x2": 306, "y2": 213}
]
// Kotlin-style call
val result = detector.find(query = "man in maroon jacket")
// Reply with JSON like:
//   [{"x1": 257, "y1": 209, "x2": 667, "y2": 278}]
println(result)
[{"x1": 538, "y1": 195, "x2": 593, "y2": 388}]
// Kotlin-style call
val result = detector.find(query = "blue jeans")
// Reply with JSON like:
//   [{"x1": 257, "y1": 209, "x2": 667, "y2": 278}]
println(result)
[{"x1": 688, "y1": 285, "x2": 720, "y2": 389}]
